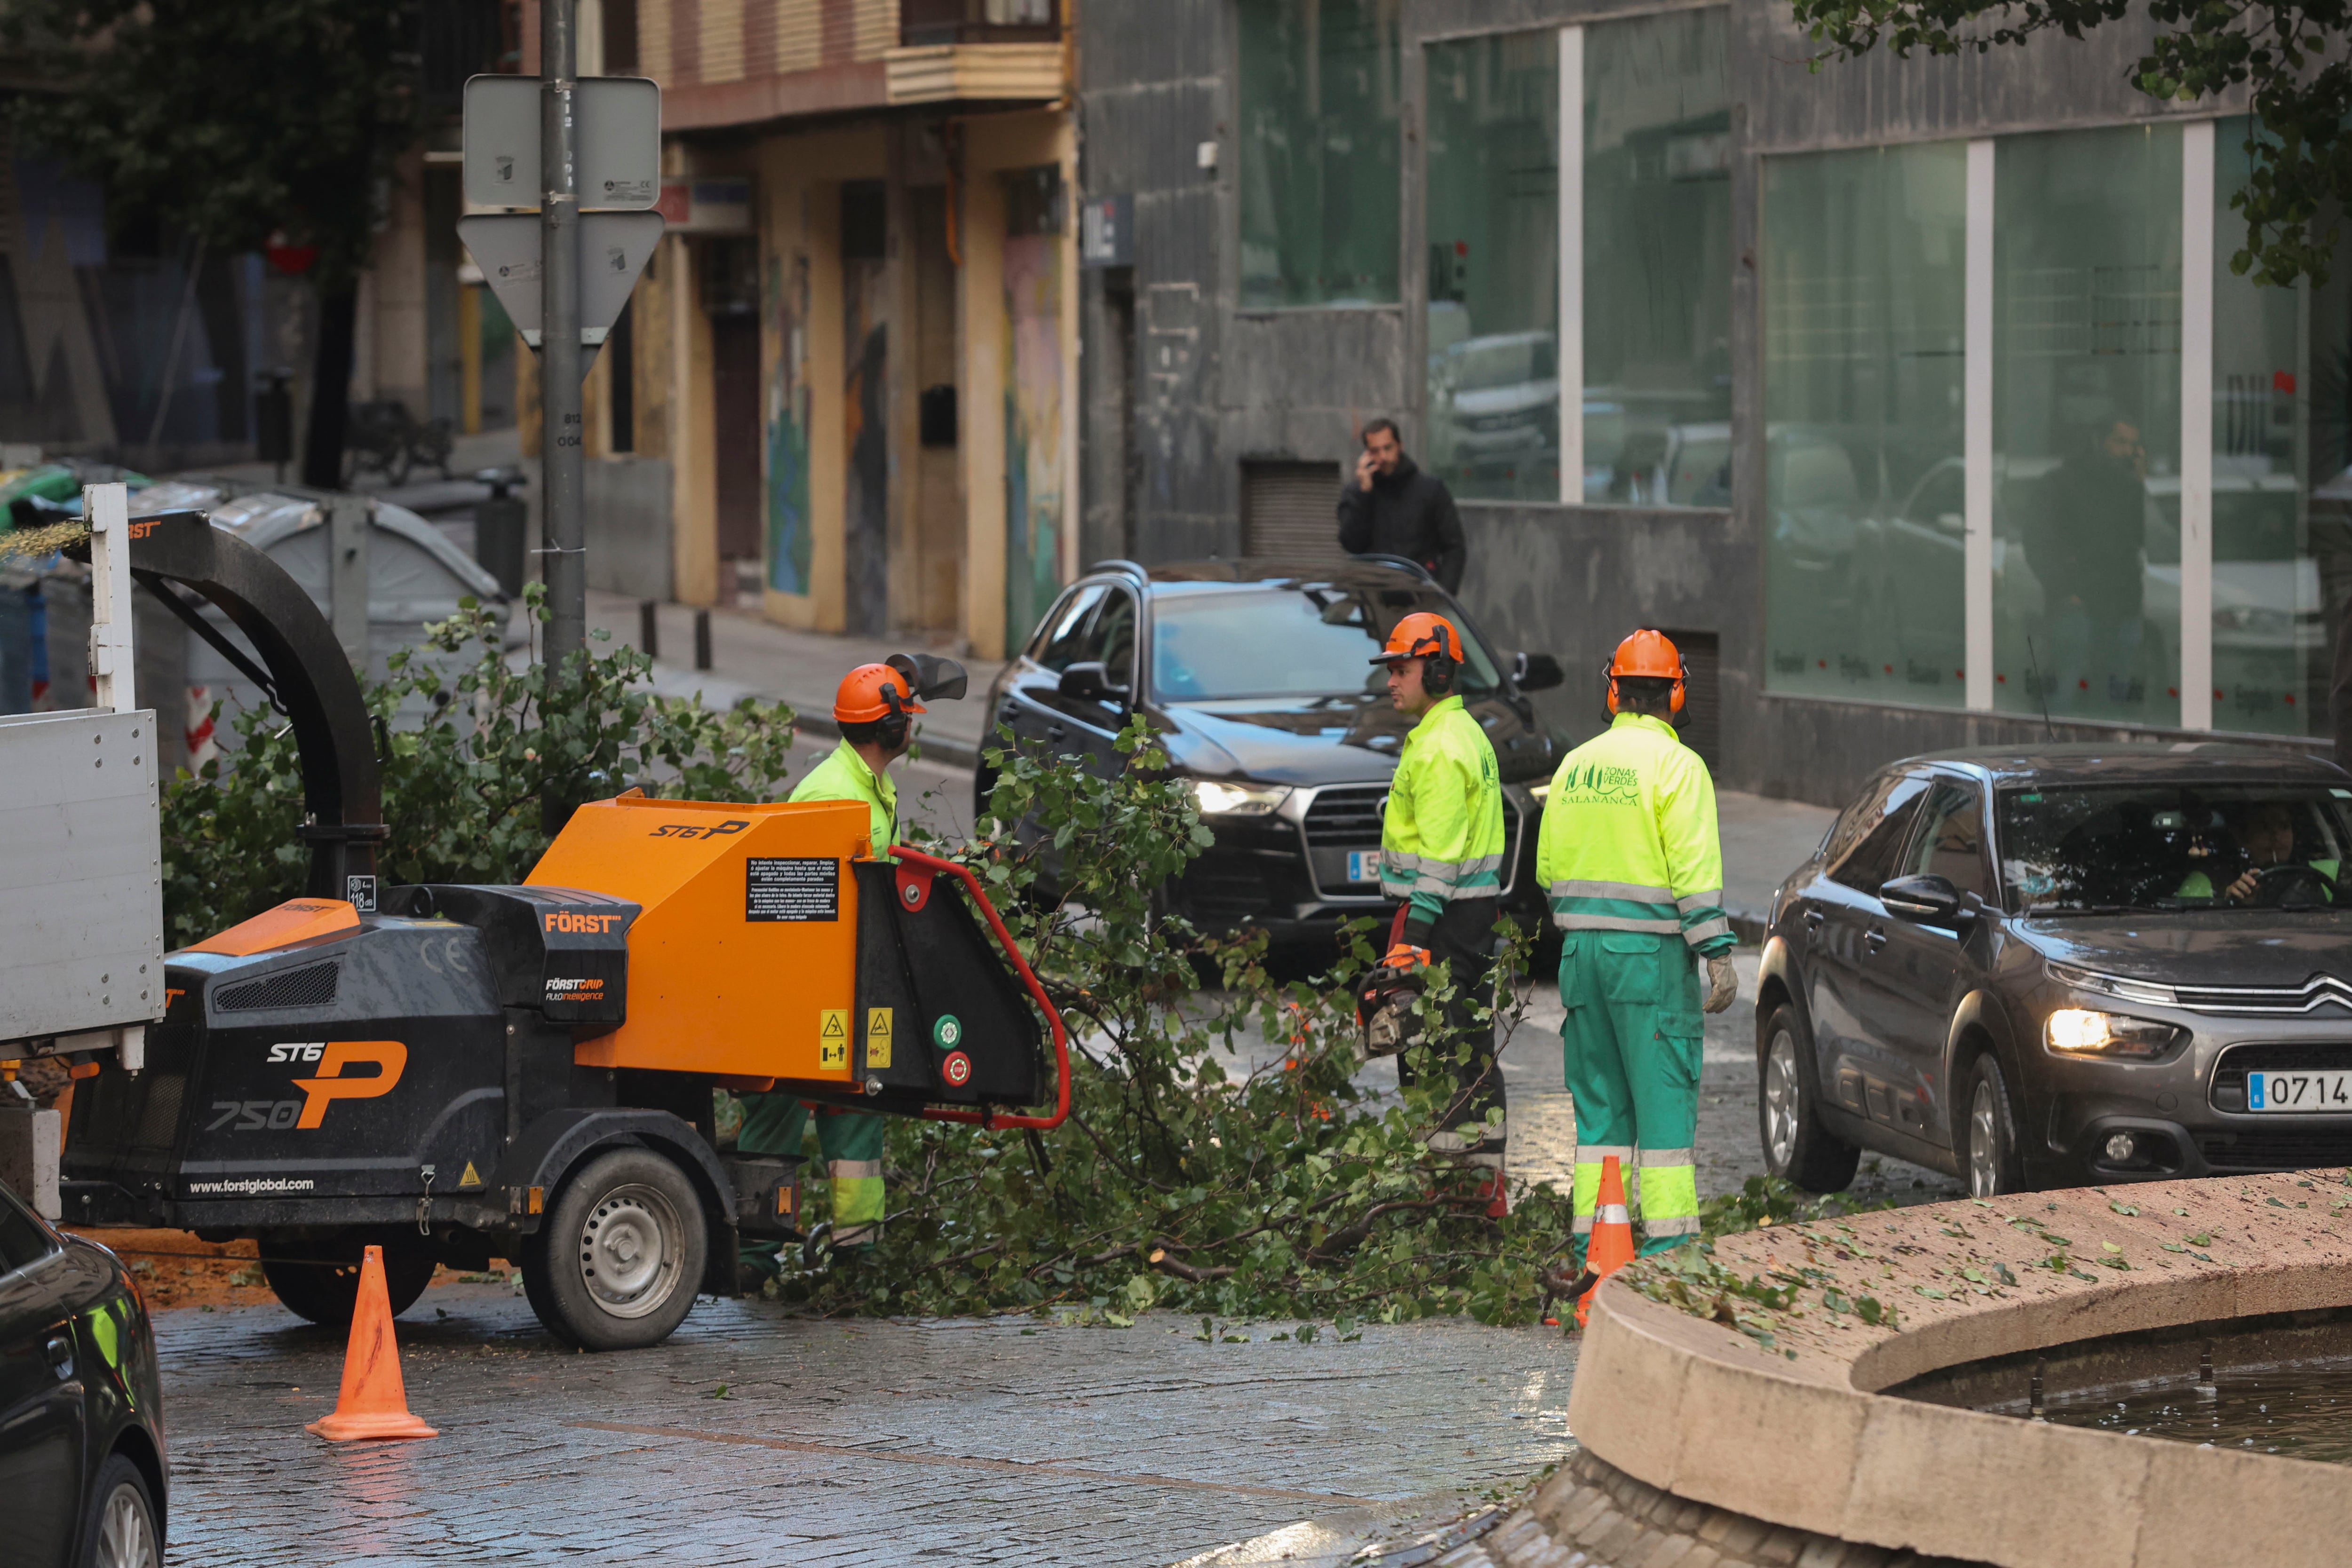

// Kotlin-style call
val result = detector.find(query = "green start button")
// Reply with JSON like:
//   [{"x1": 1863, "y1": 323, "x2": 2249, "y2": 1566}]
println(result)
[{"x1": 933, "y1": 1014, "x2": 963, "y2": 1048}]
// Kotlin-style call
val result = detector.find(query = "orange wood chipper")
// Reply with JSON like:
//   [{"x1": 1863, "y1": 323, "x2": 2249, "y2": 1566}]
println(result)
[{"x1": 50, "y1": 510, "x2": 1066, "y2": 1349}]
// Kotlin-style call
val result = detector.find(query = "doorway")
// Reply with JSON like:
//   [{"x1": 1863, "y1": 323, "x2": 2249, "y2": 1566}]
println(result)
[
  {"x1": 703, "y1": 236, "x2": 762, "y2": 602},
  {"x1": 842, "y1": 180, "x2": 889, "y2": 637}
]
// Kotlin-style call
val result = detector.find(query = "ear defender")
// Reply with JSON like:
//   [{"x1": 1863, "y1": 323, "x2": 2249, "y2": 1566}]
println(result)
[{"x1": 877, "y1": 683, "x2": 912, "y2": 750}]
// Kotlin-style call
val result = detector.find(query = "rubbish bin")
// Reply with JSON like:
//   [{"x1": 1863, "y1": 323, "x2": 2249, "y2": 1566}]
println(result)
[{"x1": 474, "y1": 467, "x2": 528, "y2": 598}]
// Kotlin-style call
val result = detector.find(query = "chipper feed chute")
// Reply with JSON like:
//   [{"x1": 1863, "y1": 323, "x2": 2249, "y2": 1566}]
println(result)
[{"x1": 522, "y1": 792, "x2": 1069, "y2": 1123}]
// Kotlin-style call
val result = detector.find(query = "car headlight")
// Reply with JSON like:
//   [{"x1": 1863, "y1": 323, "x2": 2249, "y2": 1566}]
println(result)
[
  {"x1": 1527, "y1": 781, "x2": 1550, "y2": 805},
  {"x1": 1186, "y1": 779, "x2": 1292, "y2": 817},
  {"x1": 2044, "y1": 1008, "x2": 2186, "y2": 1060}
]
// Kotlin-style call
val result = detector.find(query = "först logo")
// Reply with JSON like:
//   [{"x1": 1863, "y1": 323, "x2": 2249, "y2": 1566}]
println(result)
[
  {"x1": 280, "y1": 1040, "x2": 405, "y2": 1129},
  {"x1": 646, "y1": 819, "x2": 749, "y2": 840},
  {"x1": 543, "y1": 910, "x2": 625, "y2": 934},
  {"x1": 544, "y1": 977, "x2": 605, "y2": 995}
]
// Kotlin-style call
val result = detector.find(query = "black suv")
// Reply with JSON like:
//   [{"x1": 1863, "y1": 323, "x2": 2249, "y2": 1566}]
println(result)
[
  {"x1": 1759, "y1": 743, "x2": 2352, "y2": 1196},
  {"x1": 977, "y1": 557, "x2": 1564, "y2": 944},
  {"x1": 0, "y1": 1180, "x2": 167, "y2": 1566}
]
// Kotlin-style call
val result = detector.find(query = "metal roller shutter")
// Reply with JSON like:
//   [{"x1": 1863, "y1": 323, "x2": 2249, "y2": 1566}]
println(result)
[
  {"x1": 1663, "y1": 629, "x2": 1721, "y2": 770},
  {"x1": 1241, "y1": 460, "x2": 1344, "y2": 562}
]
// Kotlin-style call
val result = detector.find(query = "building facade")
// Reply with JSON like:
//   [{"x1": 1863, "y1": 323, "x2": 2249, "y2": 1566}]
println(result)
[
  {"x1": 549, "y1": 0, "x2": 1079, "y2": 656},
  {"x1": 1077, "y1": 0, "x2": 2349, "y2": 805}
]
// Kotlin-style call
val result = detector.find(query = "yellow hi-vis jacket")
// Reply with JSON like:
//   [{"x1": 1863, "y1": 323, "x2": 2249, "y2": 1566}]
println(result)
[
  {"x1": 792, "y1": 738, "x2": 898, "y2": 858},
  {"x1": 1381, "y1": 694, "x2": 1507, "y2": 919},
  {"x1": 1535, "y1": 712, "x2": 1733, "y2": 957}
]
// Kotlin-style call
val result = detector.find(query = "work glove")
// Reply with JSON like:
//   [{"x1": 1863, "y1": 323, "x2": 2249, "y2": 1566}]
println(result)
[
  {"x1": 1703, "y1": 954, "x2": 1739, "y2": 1014},
  {"x1": 1380, "y1": 942, "x2": 1432, "y2": 974}
]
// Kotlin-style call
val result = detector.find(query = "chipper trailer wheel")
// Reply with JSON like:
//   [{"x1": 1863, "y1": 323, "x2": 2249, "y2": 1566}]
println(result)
[
  {"x1": 263, "y1": 1237, "x2": 437, "y2": 1326},
  {"x1": 523, "y1": 1147, "x2": 708, "y2": 1351}
]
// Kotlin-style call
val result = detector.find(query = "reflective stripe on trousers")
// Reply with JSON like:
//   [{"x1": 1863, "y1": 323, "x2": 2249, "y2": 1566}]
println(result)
[
  {"x1": 1571, "y1": 1150, "x2": 1696, "y2": 1235},
  {"x1": 830, "y1": 1156, "x2": 885, "y2": 1245}
]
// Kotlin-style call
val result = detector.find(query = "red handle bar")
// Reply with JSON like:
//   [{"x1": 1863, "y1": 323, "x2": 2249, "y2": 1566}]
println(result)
[{"x1": 889, "y1": 844, "x2": 1071, "y2": 1131}]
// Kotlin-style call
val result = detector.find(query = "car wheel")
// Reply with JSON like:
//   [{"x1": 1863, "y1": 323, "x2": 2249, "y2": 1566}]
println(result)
[
  {"x1": 1757, "y1": 1003, "x2": 1860, "y2": 1193},
  {"x1": 1962, "y1": 1052, "x2": 2026, "y2": 1198},
  {"x1": 262, "y1": 1236, "x2": 436, "y2": 1326},
  {"x1": 523, "y1": 1147, "x2": 706, "y2": 1351},
  {"x1": 77, "y1": 1453, "x2": 161, "y2": 1568}
]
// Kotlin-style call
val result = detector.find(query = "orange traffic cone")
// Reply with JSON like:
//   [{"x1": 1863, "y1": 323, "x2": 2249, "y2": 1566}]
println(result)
[
  {"x1": 305, "y1": 1245, "x2": 438, "y2": 1441},
  {"x1": 1575, "y1": 1154, "x2": 1638, "y2": 1330}
]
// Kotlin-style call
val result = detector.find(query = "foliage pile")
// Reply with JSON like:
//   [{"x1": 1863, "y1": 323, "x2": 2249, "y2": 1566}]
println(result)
[
  {"x1": 161, "y1": 587, "x2": 798, "y2": 947},
  {"x1": 768, "y1": 718, "x2": 1593, "y2": 1327}
]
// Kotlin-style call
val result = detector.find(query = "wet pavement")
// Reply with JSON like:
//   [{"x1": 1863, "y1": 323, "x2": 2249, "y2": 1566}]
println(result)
[
  {"x1": 158, "y1": 1286, "x2": 1576, "y2": 1566},
  {"x1": 150, "y1": 953, "x2": 1955, "y2": 1568}
]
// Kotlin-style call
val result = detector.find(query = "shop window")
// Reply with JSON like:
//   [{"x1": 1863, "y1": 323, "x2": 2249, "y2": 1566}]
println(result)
[
  {"x1": 1993, "y1": 124, "x2": 2183, "y2": 728},
  {"x1": 1763, "y1": 142, "x2": 1967, "y2": 707},
  {"x1": 2210, "y1": 116, "x2": 2352, "y2": 738},
  {"x1": 1238, "y1": 0, "x2": 1400, "y2": 310},
  {"x1": 1580, "y1": 8, "x2": 1731, "y2": 507},
  {"x1": 1423, "y1": 28, "x2": 1557, "y2": 501}
]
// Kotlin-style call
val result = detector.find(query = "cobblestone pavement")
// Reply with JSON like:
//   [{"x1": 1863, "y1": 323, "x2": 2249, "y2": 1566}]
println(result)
[{"x1": 158, "y1": 1288, "x2": 1577, "y2": 1566}]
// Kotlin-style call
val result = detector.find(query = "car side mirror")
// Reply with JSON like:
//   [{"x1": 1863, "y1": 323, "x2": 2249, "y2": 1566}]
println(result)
[
  {"x1": 1880, "y1": 872, "x2": 1963, "y2": 925},
  {"x1": 1513, "y1": 652, "x2": 1564, "y2": 692},
  {"x1": 1059, "y1": 661, "x2": 1128, "y2": 705}
]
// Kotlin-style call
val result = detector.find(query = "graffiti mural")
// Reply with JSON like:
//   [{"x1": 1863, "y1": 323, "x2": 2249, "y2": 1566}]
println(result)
[
  {"x1": 763, "y1": 252, "x2": 813, "y2": 596},
  {"x1": 1002, "y1": 227, "x2": 1065, "y2": 642}
]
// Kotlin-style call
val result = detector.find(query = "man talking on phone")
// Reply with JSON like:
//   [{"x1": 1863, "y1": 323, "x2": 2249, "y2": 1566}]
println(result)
[{"x1": 1337, "y1": 417, "x2": 1467, "y2": 592}]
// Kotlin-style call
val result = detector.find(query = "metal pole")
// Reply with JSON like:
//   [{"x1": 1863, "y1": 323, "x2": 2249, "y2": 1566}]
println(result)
[{"x1": 540, "y1": 0, "x2": 584, "y2": 675}]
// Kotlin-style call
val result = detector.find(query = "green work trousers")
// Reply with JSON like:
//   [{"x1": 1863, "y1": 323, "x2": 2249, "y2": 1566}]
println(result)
[
  {"x1": 1559, "y1": 929, "x2": 1702, "y2": 1263},
  {"x1": 737, "y1": 1093, "x2": 886, "y2": 1275}
]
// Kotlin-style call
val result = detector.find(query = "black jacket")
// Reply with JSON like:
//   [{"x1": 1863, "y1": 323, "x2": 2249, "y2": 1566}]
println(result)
[{"x1": 1336, "y1": 456, "x2": 1466, "y2": 592}]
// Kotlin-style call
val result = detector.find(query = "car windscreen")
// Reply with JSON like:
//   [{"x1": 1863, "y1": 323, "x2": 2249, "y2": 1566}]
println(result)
[
  {"x1": 1997, "y1": 782, "x2": 2352, "y2": 915},
  {"x1": 1150, "y1": 587, "x2": 1505, "y2": 702}
]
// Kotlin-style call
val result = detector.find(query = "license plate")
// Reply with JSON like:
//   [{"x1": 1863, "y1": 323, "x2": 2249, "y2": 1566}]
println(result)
[
  {"x1": 1346, "y1": 851, "x2": 1378, "y2": 885},
  {"x1": 2248, "y1": 1069, "x2": 2352, "y2": 1112}
]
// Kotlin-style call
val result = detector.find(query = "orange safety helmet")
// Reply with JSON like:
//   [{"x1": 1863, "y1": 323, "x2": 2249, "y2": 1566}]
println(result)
[
  {"x1": 1370, "y1": 611, "x2": 1464, "y2": 696},
  {"x1": 1605, "y1": 629, "x2": 1687, "y2": 715},
  {"x1": 1369, "y1": 612, "x2": 1464, "y2": 667},
  {"x1": 834, "y1": 663, "x2": 926, "y2": 725}
]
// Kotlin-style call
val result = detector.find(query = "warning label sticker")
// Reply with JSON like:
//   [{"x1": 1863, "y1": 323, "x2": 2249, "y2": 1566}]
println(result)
[
  {"x1": 819, "y1": 1009, "x2": 849, "y2": 1070},
  {"x1": 747, "y1": 858, "x2": 839, "y2": 922},
  {"x1": 866, "y1": 1008, "x2": 893, "y2": 1070}
]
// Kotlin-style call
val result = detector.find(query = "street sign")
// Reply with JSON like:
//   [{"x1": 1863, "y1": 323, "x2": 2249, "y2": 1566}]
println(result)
[
  {"x1": 457, "y1": 211, "x2": 664, "y2": 353},
  {"x1": 461, "y1": 74, "x2": 661, "y2": 210}
]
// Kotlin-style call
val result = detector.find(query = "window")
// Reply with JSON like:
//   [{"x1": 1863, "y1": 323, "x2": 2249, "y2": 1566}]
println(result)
[
  {"x1": 0, "y1": 1186, "x2": 55, "y2": 1273},
  {"x1": 1997, "y1": 782, "x2": 2352, "y2": 915},
  {"x1": 2209, "y1": 117, "x2": 2352, "y2": 738},
  {"x1": 1238, "y1": 0, "x2": 1400, "y2": 309},
  {"x1": 1901, "y1": 781, "x2": 1992, "y2": 900},
  {"x1": 1763, "y1": 142, "x2": 1968, "y2": 705},
  {"x1": 1424, "y1": 29, "x2": 1558, "y2": 502},
  {"x1": 1828, "y1": 773, "x2": 1931, "y2": 892},
  {"x1": 1579, "y1": 8, "x2": 1731, "y2": 506},
  {"x1": 1031, "y1": 584, "x2": 1106, "y2": 670},
  {"x1": 1149, "y1": 585, "x2": 1502, "y2": 702},
  {"x1": 1994, "y1": 124, "x2": 2183, "y2": 728},
  {"x1": 1093, "y1": 591, "x2": 1137, "y2": 689}
]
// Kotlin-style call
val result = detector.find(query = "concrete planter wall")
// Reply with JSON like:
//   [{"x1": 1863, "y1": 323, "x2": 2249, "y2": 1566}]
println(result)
[{"x1": 1563, "y1": 1172, "x2": 2352, "y2": 1568}]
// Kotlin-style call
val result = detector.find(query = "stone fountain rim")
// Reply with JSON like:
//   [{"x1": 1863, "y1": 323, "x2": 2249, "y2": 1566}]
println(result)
[{"x1": 1563, "y1": 1168, "x2": 2352, "y2": 1568}]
